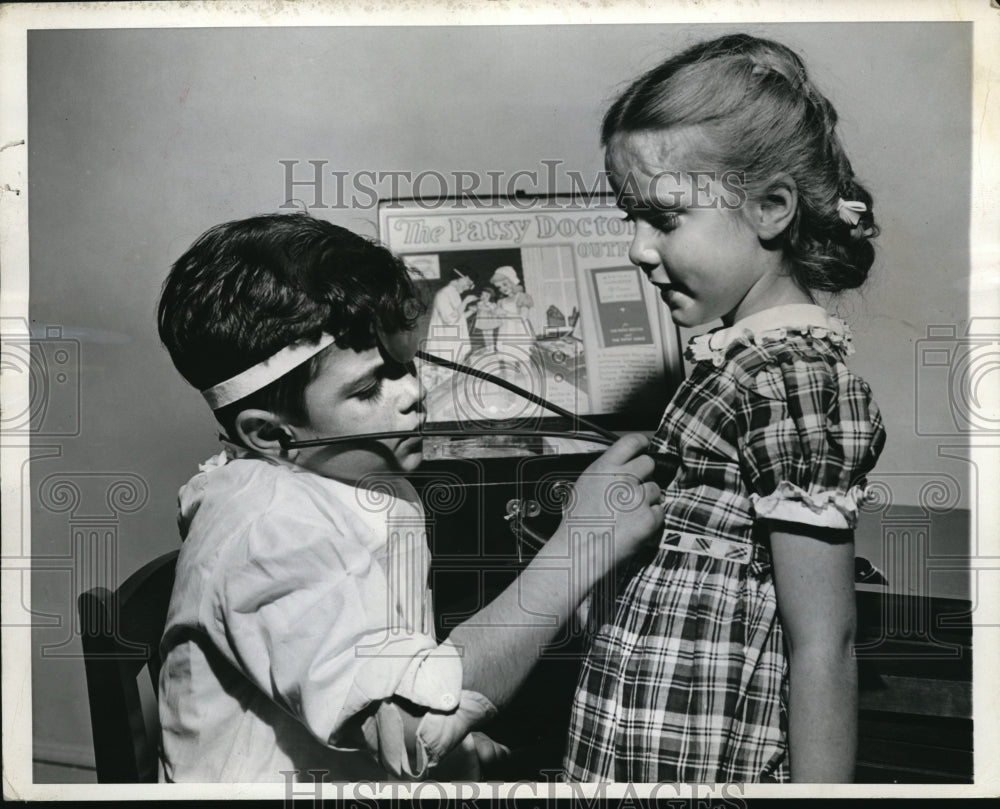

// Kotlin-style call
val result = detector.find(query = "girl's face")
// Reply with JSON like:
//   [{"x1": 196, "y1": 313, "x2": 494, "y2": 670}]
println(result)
[
  {"x1": 607, "y1": 130, "x2": 797, "y2": 328},
  {"x1": 289, "y1": 341, "x2": 426, "y2": 481},
  {"x1": 494, "y1": 277, "x2": 516, "y2": 297}
]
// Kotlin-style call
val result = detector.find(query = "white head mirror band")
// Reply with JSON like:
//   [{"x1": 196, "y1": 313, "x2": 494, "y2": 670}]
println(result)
[{"x1": 201, "y1": 334, "x2": 336, "y2": 410}]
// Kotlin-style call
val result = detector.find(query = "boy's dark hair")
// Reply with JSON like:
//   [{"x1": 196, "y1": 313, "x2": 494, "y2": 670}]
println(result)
[{"x1": 157, "y1": 213, "x2": 423, "y2": 439}]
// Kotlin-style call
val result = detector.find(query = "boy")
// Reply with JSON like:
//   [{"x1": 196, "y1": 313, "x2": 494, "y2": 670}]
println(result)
[{"x1": 156, "y1": 213, "x2": 664, "y2": 781}]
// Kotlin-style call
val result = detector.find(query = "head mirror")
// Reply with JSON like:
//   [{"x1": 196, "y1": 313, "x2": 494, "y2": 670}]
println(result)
[{"x1": 377, "y1": 325, "x2": 421, "y2": 365}]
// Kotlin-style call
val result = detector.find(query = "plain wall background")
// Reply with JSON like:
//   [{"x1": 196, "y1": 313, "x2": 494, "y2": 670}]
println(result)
[{"x1": 26, "y1": 23, "x2": 971, "y2": 777}]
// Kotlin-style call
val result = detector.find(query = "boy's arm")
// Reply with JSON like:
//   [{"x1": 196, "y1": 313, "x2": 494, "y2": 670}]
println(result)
[
  {"x1": 205, "y1": 436, "x2": 659, "y2": 779},
  {"x1": 448, "y1": 434, "x2": 663, "y2": 707},
  {"x1": 378, "y1": 436, "x2": 662, "y2": 777}
]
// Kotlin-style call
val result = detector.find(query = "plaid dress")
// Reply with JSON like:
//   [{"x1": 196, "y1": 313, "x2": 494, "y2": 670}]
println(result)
[{"x1": 564, "y1": 305, "x2": 886, "y2": 783}]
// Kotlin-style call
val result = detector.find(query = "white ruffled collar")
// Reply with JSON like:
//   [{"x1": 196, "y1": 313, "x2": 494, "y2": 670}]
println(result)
[{"x1": 686, "y1": 304, "x2": 853, "y2": 366}]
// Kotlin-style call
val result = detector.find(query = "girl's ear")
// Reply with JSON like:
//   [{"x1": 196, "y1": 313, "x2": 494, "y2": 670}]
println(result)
[
  {"x1": 751, "y1": 173, "x2": 798, "y2": 240},
  {"x1": 234, "y1": 408, "x2": 296, "y2": 459}
]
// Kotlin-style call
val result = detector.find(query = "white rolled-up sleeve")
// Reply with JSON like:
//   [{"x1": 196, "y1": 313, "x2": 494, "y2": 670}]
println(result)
[{"x1": 205, "y1": 510, "x2": 494, "y2": 779}]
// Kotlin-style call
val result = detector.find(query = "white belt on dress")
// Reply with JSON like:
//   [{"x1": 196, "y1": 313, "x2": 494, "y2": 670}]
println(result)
[{"x1": 661, "y1": 530, "x2": 753, "y2": 565}]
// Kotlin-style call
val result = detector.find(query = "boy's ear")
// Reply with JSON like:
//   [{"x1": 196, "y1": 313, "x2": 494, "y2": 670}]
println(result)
[
  {"x1": 234, "y1": 409, "x2": 296, "y2": 457},
  {"x1": 751, "y1": 173, "x2": 798, "y2": 241}
]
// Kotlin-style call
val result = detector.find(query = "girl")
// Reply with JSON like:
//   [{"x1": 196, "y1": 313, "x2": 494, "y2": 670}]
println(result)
[
  {"x1": 490, "y1": 265, "x2": 535, "y2": 379},
  {"x1": 490, "y1": 265, "x2": 535, "y2": 346},
  {"x1": 564, "y1": 34, "x2": 886, "y2": 783}
]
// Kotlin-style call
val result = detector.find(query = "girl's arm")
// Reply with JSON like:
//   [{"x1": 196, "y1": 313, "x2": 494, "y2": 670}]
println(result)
[
  {"x1": 769, "y1": 520, "x2": 858, "y2": 782},
  {"x1": 515, "y1": 290, "x2": 534, "y2": 316}
]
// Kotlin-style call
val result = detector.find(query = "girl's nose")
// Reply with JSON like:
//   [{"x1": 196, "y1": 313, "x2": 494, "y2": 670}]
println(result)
[{"x1": 628, "y1": 221, "x2": 662, "y2": 274}]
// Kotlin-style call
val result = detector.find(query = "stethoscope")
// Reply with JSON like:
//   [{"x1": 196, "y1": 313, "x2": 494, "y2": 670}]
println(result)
[
  {"x1": 272, "y1": 332, "x2": 887, "y2": 581},
  {"x1": 273, "y1": 330, "x2": 677, "y2": 553},
  {"x1": 276, "y1": 325, "x2": 681, "y2": 486},
  {"x1": 277, "y1": 323, "x2": 626, "y2": 451},
  {"x1": 278, "y1": 349, "x2": 622, "y2": 450}
]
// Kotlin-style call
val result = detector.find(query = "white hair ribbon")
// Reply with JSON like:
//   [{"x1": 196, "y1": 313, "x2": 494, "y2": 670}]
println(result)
[
  {"x1": 836, "y1": 198, "x2": 867, "y2": 227},
  {"x1": 200, "y1": 334, "x2": 336, "y2": 410}
]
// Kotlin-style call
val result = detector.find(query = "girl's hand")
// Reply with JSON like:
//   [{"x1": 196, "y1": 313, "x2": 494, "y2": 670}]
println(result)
[{"x1": 565, "y1": 434, "x2": 664, "y2": 566}]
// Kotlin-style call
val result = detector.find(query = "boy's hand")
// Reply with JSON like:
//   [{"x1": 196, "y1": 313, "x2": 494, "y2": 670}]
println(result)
[
  {"x1": 565, "y1": 434, "x2": 665, "y2": 565},
  {"x1": 448, "y1": 434, "x2": 664, "y2": 710}
]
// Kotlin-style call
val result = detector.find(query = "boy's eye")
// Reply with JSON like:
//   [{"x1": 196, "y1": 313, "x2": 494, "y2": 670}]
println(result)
[{"x1": 355, "y1": 378, "x2": 384, "y2": 402}]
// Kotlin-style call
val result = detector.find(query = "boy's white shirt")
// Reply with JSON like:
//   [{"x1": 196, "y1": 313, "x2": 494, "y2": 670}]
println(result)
[{"x1": 158, "y1": 444, "x2": 496, "y2": 782}]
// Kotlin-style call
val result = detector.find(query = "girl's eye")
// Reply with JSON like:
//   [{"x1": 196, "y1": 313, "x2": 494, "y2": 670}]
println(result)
[
  {"x1": 647, "y1": 211, "x2": 680, "y2": 233},
  {"x1": 622, "y1": 210, "x2": 680, "y2": 233}
]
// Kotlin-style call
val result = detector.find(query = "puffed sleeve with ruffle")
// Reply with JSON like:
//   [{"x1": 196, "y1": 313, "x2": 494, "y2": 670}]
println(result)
[{"x1": 736, "y1": 351, "x2": 886, "y2": 530}]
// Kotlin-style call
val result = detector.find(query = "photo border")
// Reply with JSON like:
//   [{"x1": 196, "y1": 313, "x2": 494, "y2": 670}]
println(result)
[{"x1": 2, "y1": 0, "x2": 997, "y2": 801}]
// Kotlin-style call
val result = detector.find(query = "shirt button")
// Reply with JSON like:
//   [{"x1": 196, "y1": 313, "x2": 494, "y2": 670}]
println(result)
[{"x1": 440, "y1": 693, "x2": 457, "y2": 708}]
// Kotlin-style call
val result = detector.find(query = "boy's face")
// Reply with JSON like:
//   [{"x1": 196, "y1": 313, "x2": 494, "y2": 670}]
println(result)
[{"x1": 290, "y1": 342, "x2": 425, "y2": 482}]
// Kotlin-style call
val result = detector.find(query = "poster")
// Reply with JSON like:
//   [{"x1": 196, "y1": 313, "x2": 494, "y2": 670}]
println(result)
[{"x1": 379, "y1": 197, "x2": 684, "y2": 457}]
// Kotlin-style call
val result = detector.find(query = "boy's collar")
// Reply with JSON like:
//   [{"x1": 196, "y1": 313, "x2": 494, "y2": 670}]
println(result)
[
  {"x1": 198, "y1": 439, "x2": 267, "y2": 471},
  {"x1": 201, "y1": 438, "x2": 422, "y2": 504}
]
